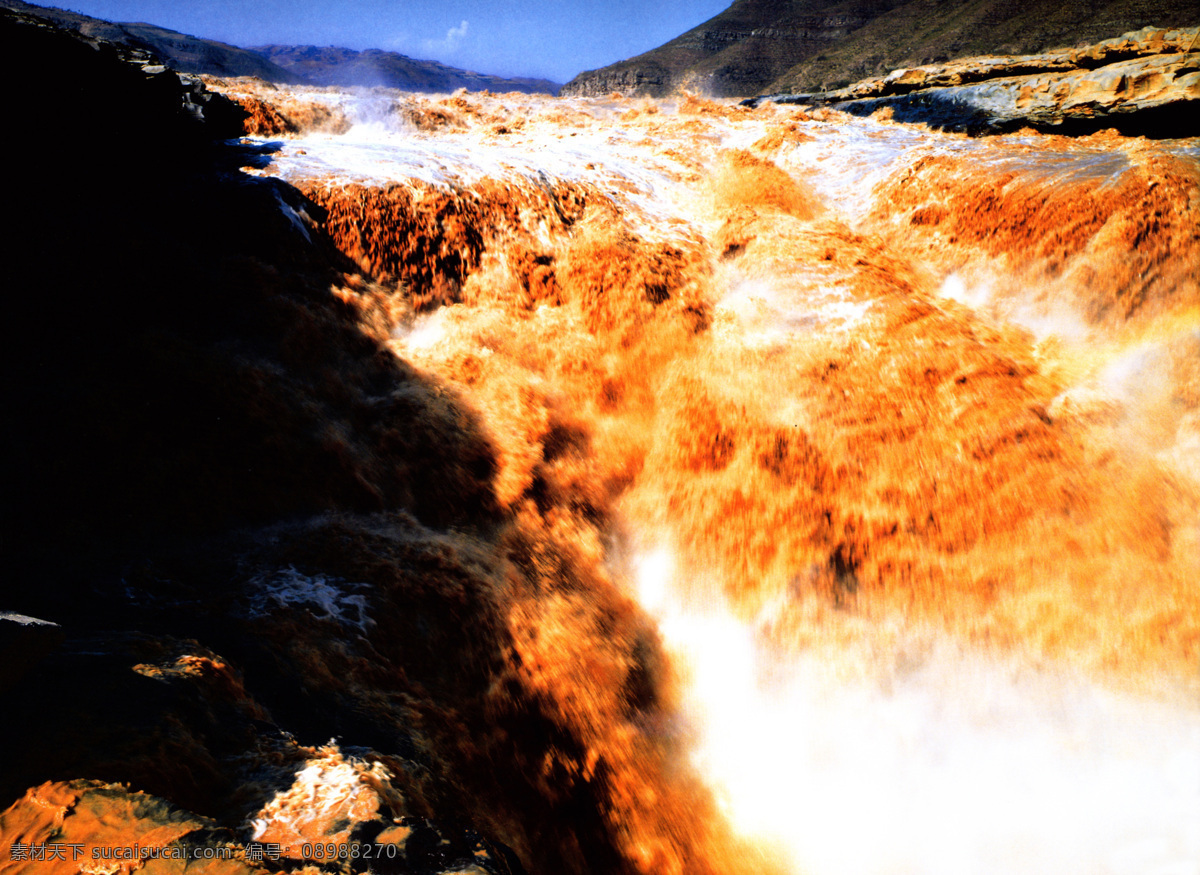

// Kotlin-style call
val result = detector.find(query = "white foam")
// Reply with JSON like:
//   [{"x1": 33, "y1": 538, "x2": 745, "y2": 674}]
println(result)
[
  {"x1": 248, "y1": 744, "x2": 397, "y2": 843},
  {"x1": 714, "y1": 272, "x2": 872, "y2": 348},
  {"x1": 249, "y1": 566, "x2": 373, "y2": 632},
  {"x1": 394, "y1": 307, "x2": 452, "y2": 350},
  {"x1": 255, "y1": 97, "x2": 699, "y2": 241},
  {"x1": 634, "y1": 547, "x2": 1200, "y2": 875},
  {"x1": 938, "y1": 271, "x2": 1091, "y2": 342}
]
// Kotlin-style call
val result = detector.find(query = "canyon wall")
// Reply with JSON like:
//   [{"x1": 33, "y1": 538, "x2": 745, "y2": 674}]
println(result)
[
  {"x1": 562, "y1": 0, "x2": 1200, "y2": 97},
  {"x1": 756, "y1": 26, "x2": 1200, "y2": 136}
]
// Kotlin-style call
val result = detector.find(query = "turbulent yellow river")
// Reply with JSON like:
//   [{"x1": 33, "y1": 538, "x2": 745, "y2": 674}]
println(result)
[{"x1": 214, "y1": 80, "x2": 1200, "y2": 875}]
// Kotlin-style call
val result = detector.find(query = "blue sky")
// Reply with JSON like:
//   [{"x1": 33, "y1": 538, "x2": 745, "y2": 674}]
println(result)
[{"x1": 55, "y1": 0, "x2": 731, "y2": 83}]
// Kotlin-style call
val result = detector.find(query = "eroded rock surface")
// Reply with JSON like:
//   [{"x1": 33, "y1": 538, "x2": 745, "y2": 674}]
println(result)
[
  {"x1": 0, "y1": 781, "x2": 257, "y2": 875},
  {"x1": 757, "y1": 26, "x2": 1200, "y2": 135}
]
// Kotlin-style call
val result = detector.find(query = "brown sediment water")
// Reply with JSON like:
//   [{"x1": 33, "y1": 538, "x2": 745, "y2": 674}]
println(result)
[{"x1": 214, "y1": 81, "x2": 1200, "y2": 874}]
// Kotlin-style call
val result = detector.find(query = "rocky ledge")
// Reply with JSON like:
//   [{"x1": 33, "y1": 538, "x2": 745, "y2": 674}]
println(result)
[{"x1": 751, "y1": 26, "x2": 1200, "y2": 137}]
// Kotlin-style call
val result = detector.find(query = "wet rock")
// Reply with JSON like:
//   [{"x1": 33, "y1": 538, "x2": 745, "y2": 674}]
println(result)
[
  {"x1": 0, "y1": 780, "x2": 259, "y2": 875},
  {"x1": 0, "y1": 632, "x2": 269, "y2": 814},
  {"x1": 242, "y1": 743, "x2": 522, "y2": 874}
]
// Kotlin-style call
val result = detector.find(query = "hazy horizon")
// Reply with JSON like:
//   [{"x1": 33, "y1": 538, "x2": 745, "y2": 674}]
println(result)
[{"x1": 47, "y1": 0, "x2": 731, "y2": 83}]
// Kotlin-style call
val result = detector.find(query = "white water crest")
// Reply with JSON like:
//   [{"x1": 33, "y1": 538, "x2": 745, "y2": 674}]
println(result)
[{"x1": 636, "y1": 548, "x2": 1200, "y2": 875}]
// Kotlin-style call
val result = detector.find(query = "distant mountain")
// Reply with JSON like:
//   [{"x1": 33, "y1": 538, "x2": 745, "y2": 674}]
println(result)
[
  {"x1": 562, "y1": 0, "x2": 1200, "y2": 98},
  {"x1": 0, "y1": 0, "x2": 560, "y2": 94},
  {"x1": 0, "y1": 0, "x2": 303, "y2": 82},
  {"x1": 252, "y1": 45, "x2": 560, "y2": 95}
]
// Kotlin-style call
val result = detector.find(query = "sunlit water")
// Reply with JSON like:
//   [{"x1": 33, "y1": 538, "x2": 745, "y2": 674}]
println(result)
[{"x1": 232, "y1": 85, "x2": 1200, "y2": 874}]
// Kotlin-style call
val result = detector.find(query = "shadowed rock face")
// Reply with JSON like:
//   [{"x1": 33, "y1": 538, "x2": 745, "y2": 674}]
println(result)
[
  {"x1": 0, "y1": 24, "x2": 493, "y2": 554},
  {"x1": 0, "y1": 1, "x2": 500, "y2": 865},
  {"x1": 0, "y1": 8, "x2": 735, "y2": 875},
  {"x1": 756, "y1": 26, "x2": 1200, "y2": 136},
  {"x1": 561, "y1": 0, "x2": 1200, "y2": 98},
  {"x1": 0, "y1": 0, "x2": 304, "y2": 81}
]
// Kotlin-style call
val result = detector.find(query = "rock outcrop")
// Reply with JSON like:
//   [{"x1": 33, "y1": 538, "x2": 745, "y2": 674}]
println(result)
[
  {"x1": 0, "y1": 5, "x2": 247, "y2": 137},
  {"x1": 1, "y1": 4, "x2": 514, "y2": 868},
  {"x1": 0, "y1": 782, "x2": 261, "y2": 875},
  {"x1": 754, "y1": 26, "x2": 1200, "y2": 136},
  {"x1": 561, "y1": 0, "x2": 1200, "y2": 98}
]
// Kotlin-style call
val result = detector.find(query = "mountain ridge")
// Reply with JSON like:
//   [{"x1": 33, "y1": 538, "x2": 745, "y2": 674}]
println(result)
[
  {"x1": 562, "y1": 0, "x2": 1200, "y2": 97},
  {"x1": 0, "y1": 0, "x2": 304, "y2": 81},
  {"x1": 252, "y1": 44, "x2": 561, "y2": 95},
  {"x1": 0, "y1": 0, "x2": 560, "y2": 93}
]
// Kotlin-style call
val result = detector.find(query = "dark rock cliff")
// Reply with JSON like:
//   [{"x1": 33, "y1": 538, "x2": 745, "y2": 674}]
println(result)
[
  {"x1": 0, "y1": 0, "x2": 305, "y2": 81},
  {"x1": 0, "y1": 0, "x2": 507, "y2": 864},
  {"x1": 0, "y1": 9, "x2": 700, "y2": 874},
  {"x1": 565, "y1": 0, "x2": 899, "y2": 97}
]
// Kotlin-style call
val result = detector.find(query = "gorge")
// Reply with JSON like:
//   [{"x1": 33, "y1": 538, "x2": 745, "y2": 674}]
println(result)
[{"x1": 2, "y1": 4, "x2": 1199, "y2": 875}]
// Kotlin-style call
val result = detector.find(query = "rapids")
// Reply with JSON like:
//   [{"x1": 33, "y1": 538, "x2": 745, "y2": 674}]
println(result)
[{"x1": 214, "y1": 81, "x2": 1200, "y2": 874}]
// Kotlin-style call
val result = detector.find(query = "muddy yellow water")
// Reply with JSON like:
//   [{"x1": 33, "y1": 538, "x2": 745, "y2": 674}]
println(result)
[{"x1": 211, "y1": 81, "x2": 1200, "y2": 874}]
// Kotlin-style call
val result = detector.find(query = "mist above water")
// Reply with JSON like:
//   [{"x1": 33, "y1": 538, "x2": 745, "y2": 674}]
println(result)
[{"x1": 637, "y1": 548, "x2": 1200, "y2": 875}]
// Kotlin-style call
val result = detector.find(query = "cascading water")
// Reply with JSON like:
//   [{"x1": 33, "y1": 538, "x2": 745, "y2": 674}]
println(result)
[
  {"x1": 216, "y1": 79, "x2": 1200, "y2": 874},
  {"x1": 636, "y1": 547, "x2": 1200, "y2": 875}
]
